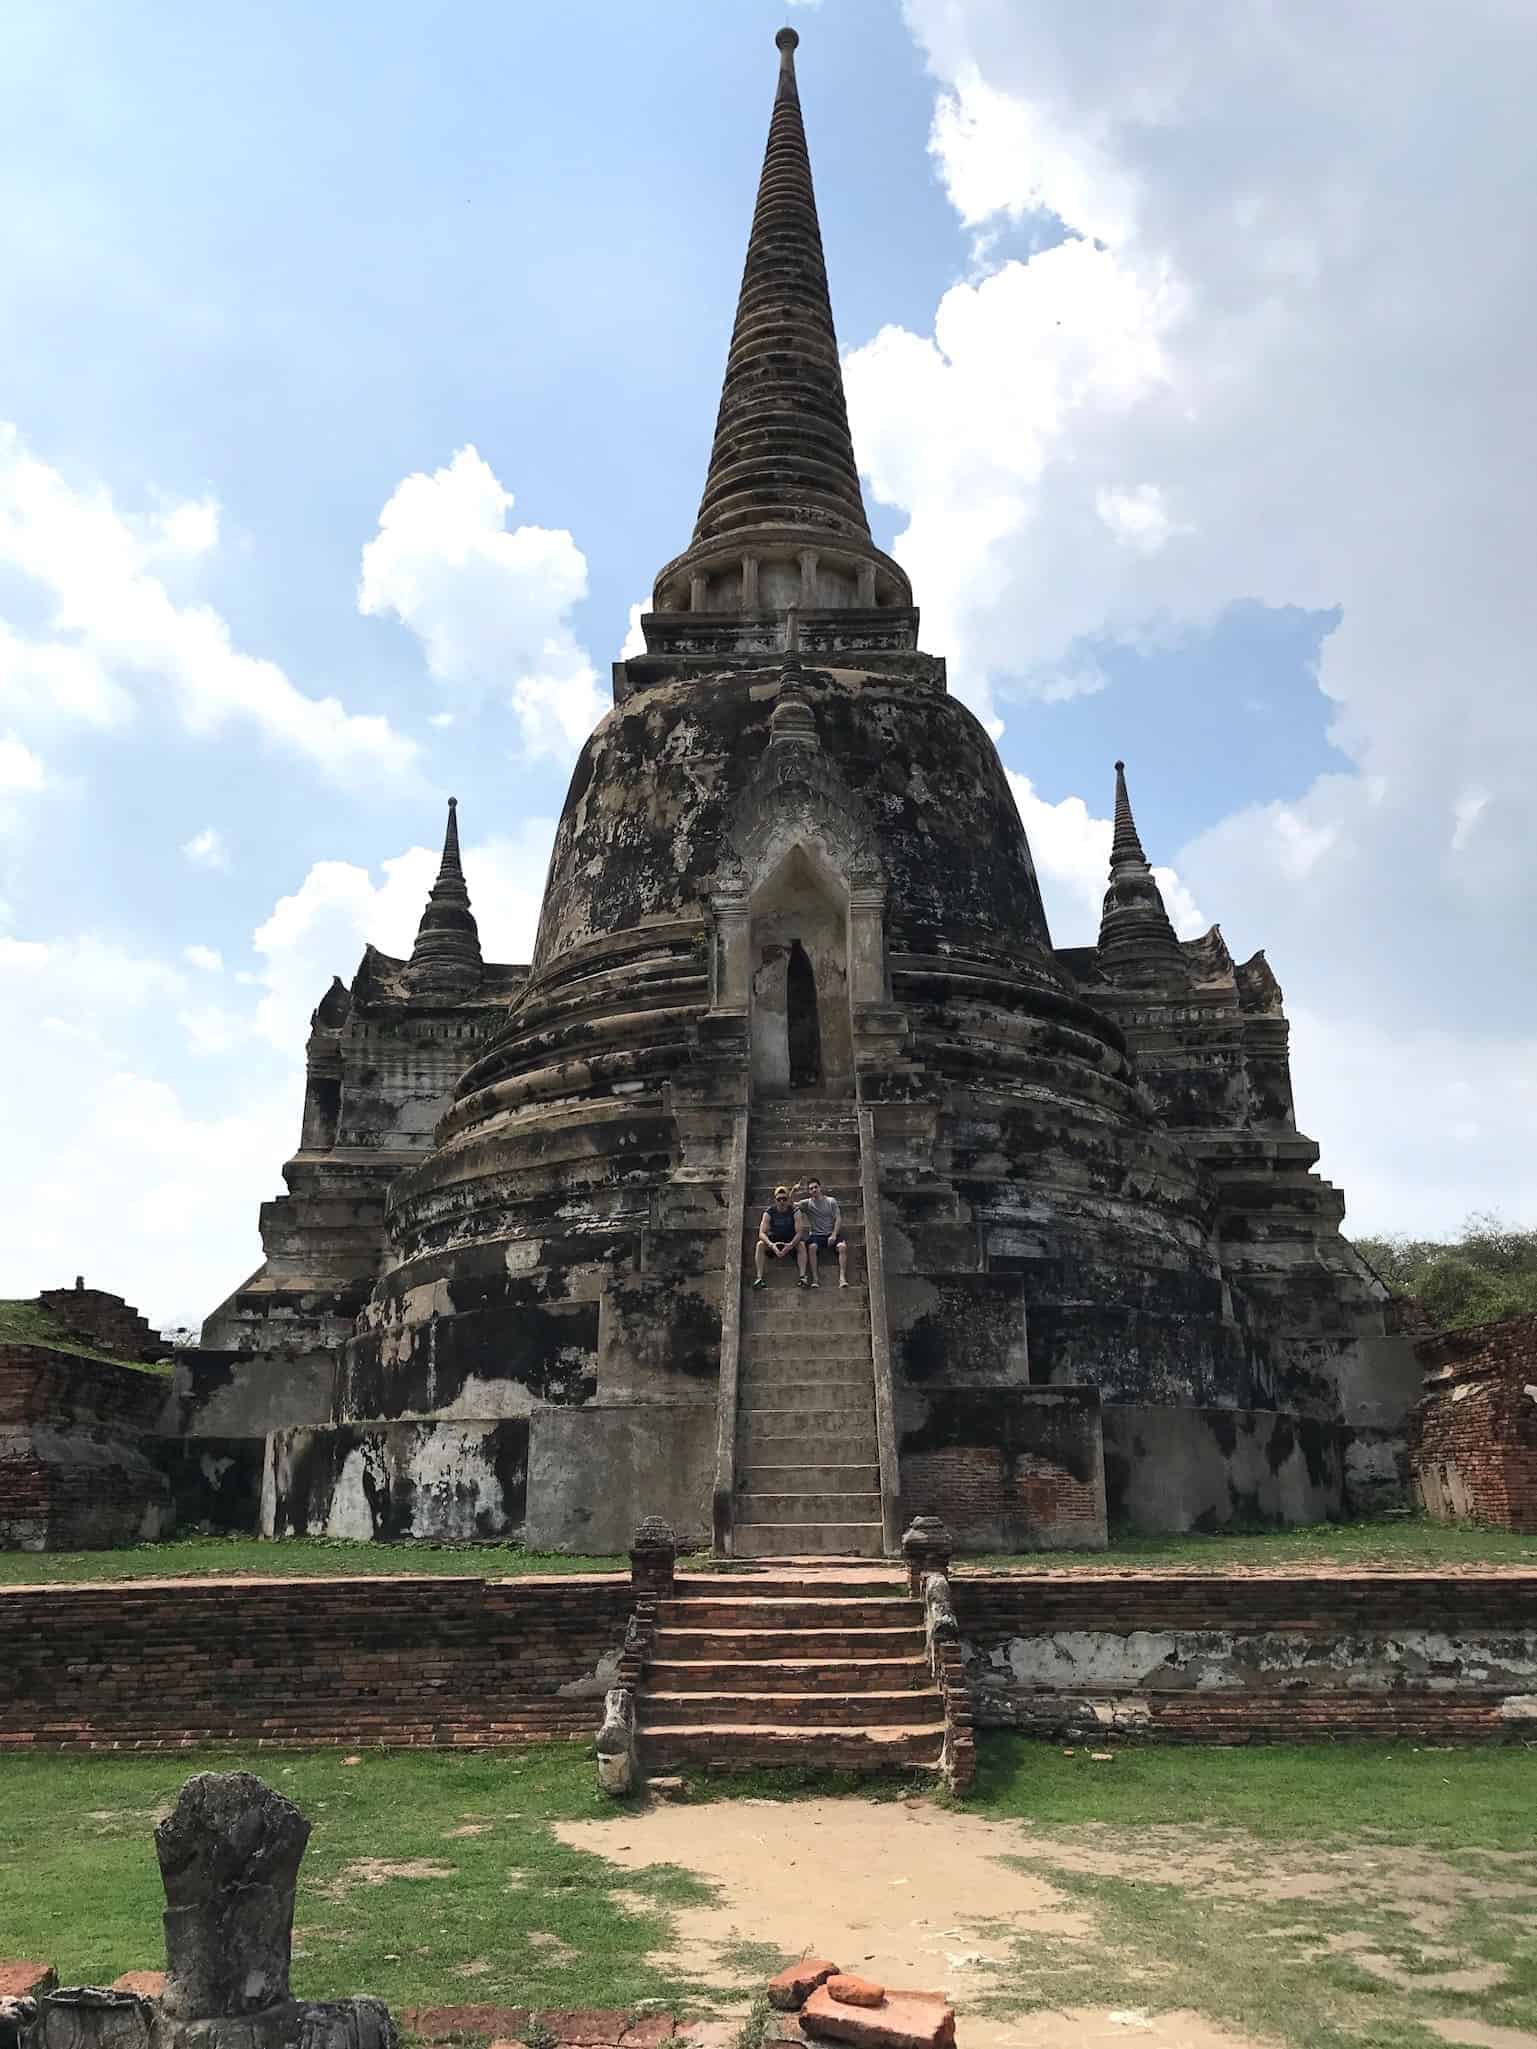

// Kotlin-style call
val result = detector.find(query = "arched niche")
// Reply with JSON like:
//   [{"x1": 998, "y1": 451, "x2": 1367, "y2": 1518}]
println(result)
[{"x1": 747, "y1": 843, "x2": 854, "y2": 1098}]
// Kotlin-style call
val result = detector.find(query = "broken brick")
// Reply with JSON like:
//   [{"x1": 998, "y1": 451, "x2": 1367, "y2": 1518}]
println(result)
[
  {"x1": 800, "y1": 1987, "x2": 955, "y2": 2049},
  {"x1": 767, "y1": 1959, "x2": 840, "y2": 2012}
]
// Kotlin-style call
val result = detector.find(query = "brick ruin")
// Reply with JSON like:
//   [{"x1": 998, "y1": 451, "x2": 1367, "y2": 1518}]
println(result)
[
  {"x1": 153, "y1": 25, "x2": 1434, "y2": 1558},
  {"x1": 1411, "y1": 1314, "x2": 1537, "y2": 1531},
  {"x1": 2, "y1": 1557, "x2": 1534, "y2": 1757}
]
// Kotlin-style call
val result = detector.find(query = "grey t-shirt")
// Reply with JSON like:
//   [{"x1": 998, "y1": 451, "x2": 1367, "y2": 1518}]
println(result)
[{"x1": 798, "y1": 1194, "x2": 840, "y2": 1238}]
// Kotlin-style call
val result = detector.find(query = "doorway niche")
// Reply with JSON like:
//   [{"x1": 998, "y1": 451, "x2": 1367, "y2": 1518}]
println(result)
[{"x1": 748, "y1": 845, "x2": 852, "y2": 1099}]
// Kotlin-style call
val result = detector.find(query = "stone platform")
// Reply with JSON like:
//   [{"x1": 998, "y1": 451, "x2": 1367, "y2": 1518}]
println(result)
[{"x1": 2, "y1": 1564, "x2": 1535, "y2": 1754}]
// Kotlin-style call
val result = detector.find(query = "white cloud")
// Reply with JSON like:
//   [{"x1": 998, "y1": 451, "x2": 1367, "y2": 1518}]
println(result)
[
  {"x1": 0, "y1": 933, "x2": 287, "y2": 1329},
  {"x1": 1287, "y1": 1006, "x2": 1537, "y2": 1240},
  {"x1": 851, "y1": 0, "x2": 1537, "y2": 1230},
  {"x1": 0, "y1": 731, "x2": 44, "y2": 791},
  {"x1": 619, "y1": 600, "x2": 647, "y2": 661},
  {"x1": 359, "y1": 445, "x2": 606, "y2": 758},
  {"x1": 1095, "y1": 483, "x2": 1189, "y2": 556},
  {"x1": 0, "y1": 424, "x2": 416, "y2": 781},
  {"x1": 0, "y1": 809, "x2": 558, "y2": 1329},
  {"x1": 181, "y1": 825, "x2": 230, "y2": 871}
]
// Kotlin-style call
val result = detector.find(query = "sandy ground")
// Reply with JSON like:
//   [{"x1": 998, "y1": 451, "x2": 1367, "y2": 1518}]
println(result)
[{"x1": 556, "y1": 1797, "x2": 1537, "y2": 2049}]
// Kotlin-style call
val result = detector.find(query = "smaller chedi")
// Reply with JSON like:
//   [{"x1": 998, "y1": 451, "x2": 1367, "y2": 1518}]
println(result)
[
  {"x1": 202, "y1": 799, "x2": 528, "y2": 1362},
  {"x1": 190, "y1": 29, "x2": 1420, "y2": 1558}
]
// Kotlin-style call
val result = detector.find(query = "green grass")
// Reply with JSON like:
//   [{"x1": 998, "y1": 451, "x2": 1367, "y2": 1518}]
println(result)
[
  {"x1": 11, "y1": 1515, "x2": 1534, "y2": 1588},
  {"x1": 0, "y1": 1536, "x2": 630, "y2": 1586},
  {"x1": 0, "y1": 1298, "x2": 173, "y2": 1372},
  {"x1": 963, "y1": 1512, "x2": 1537, "y2": 1573},
  {"x1": 0, "y1": 1746, "x2": 716, "y2": 2012},
  {"x1": 962, "y1": 1738, "x2": 1537, "y2": 2049},
  {"x1": 2, "y1": 1738, "x2": 1535, "y2": 2047}
]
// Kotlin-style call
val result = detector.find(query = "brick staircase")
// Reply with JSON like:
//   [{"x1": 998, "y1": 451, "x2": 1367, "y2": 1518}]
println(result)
[
  {"x1": 637, "y1": 1568, "x2": 946, "y2": 1774},
  {"x1": 735, "y1": 1098, "x2": 882, "y2": 1559}
]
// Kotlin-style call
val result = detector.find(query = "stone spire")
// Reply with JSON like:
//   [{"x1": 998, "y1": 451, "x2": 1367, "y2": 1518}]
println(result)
[
  {"x1": 647, "y1": 29, "x2": 912, "y2": 627},
  {"x1": 1097, "y1": 761, "x2": 1184, "y2": 980},
  {"x1": 404, "y1": 797, "x2": 483, "y2": 996}
]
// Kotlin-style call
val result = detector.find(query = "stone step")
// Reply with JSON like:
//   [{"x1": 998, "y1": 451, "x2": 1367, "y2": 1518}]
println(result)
[
  {"x1": 740, "y1": 1376, "x2": 874, "y2": 1405},
  {"x1": 673, "y1": 1571, "x2": 905, "y2": 1599},
  {"x1": 652, "y1": 1624, "x2": 924, "y2": 1660},
  {"x1": 734, "y1": 1521, "x2": 886, "y2": 1558},
  {"x1": 742, "y1": 1337, "x2": 872, "y2": 1363},
  {"x1": 641, "y1": 1689, "x2": 933, "y2": 1728},
  {"x1": 639, "y1": 1723, "x2": 943, "y2": 1771},
  {"x1": 738, "y1": 1490, "x2": 883, "y2": 1525},
  {"x1": 646, "y1": 1656, "x2": 930, "y2": 1692},
  {"x1": 743, "y1": 1296, "x2": 869, "y2": 1322},
  {"x1": 735, "y1": 1462, "x2": 879, "y2": 1492},
  {"x1": 739, "y1": 1428, "x2": 879, "y2": 1463},
  {"x1": 737, "y1": 1381, "x2": 876, "y2": 1412},
  {"x1": 741, "y1": 1408, "x2": 876, "y2": 1441},
  {"x1": 658, "y1": 1593, "x2": 917, "y2": 1625}
]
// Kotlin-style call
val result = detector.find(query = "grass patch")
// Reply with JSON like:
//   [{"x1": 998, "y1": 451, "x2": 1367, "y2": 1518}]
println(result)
[
  {"x1": 969, "y1": 1733, "x2": 1537, "y2": 1850},
  {"x1": 965, "y1": 1737, "x2": 1537, "y2": 2049},
  {"x1": 2, "y1": 1735, "x2": 1535, "y2": 2045},
  {"x1": 0, "y1": 1298, "x2": 172, "y2": 1373},
  {"x1": 0, "y1": 1746, "x2": 717, "y2": 2011},
  {"x1": 0, "y1": 1536, "x2": 630, "y2": 1586},
  {"x1": 962, "y1": 1513, "x2": 1537, "y2": 1573}
]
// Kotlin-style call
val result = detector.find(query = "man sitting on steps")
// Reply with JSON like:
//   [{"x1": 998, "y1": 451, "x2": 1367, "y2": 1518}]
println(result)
[
  {"x1": 753, "y1": 1186, "x2": 805, "y2": 1288},
  {"x1": 796, "y1": 1177, "x2": 850, "y2": 1290}
]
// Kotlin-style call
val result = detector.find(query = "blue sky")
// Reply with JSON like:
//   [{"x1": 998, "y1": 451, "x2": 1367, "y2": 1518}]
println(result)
[{"x1": 3, "y1": 0, "x2": 1534, "y2": 1326}]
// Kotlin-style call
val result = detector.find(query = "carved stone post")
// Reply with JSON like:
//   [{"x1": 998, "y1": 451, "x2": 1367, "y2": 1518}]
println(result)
[
  {"x1": 798, "y1": 548, "x2": 819, "y2": 606},
  {"x1": 856, "y1": 560, "x2": 877, "y2": 607},
  {"x1": 742, "y1": 553, "x2": 761, "y2": 610},
  {"x1": 689, "y1": 571, "x2": 708, "y2": 613},
  {"x1": 847, "y1": 862, "x2": 887, "y2": 1009},
  {"x1": 901, "y1": 1514, "x2": 953, "y2": 1596},
  {"x1": 630, "y1": 1515, "x2": 677, "y2": 1598},
  {"x1": 711, "y1": 880, "x2": 751, "y2": 1013},
  {"x1": 155, "y1": 1773, "x2": 310, "y2": 2021}
]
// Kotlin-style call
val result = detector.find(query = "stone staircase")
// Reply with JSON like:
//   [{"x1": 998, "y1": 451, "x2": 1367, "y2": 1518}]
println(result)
[
  {"x1": 735, "y1": 1098, "x2": 882, "y2": 1559},
  {"x1": 637, "y1": 1569, "x2": 946, "y2": 1774}
]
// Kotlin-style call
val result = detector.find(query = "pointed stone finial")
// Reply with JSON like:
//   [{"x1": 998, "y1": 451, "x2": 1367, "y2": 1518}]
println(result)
[
  {"x1": 1097, "y1": 759, "x2": 1183, "y2": 980},
  {"x1": 646, "y1": 23, "x2": 913, "y2": 627},
  {"x1": 404, "y1": 796, "x2": 483, "y2": 997}
]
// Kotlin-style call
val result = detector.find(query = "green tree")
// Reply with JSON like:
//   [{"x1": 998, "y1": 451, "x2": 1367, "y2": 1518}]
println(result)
[{"x1": 1352, "y1": 1212, "x2": 1537, "y2": 1330}]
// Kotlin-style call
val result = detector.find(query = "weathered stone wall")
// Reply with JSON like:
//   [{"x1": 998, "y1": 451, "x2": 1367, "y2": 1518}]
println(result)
[
  {"x1": 165, "y1": 1349, "x2": 338, "y2": 1442},
  {"x1": 0, "y1": 1345, "x2": 173, "y2": 1551},
  {"x1": 1102, "y1": 1404, "x2": 1346, "y2": 1532},
  {"x1": 0, "y1": 1575, "x2": 633, "y2": 1750},
  {"x1": 897, "y1": 1387, "x2": 1106, "y2": 1551},
  {"x1": 1411, "y1": 1315, "x2": 1537, "y2": 1531},
  {"x1": 524, "y1": 1404, "x2": 716, "y2": 1553},
  {"x1": 263, "y1": 1421, "x2": 530, "y2": 1541},
  {"x1": 955, "y1": 1571, "x2": 1537, "y2": 1742}
]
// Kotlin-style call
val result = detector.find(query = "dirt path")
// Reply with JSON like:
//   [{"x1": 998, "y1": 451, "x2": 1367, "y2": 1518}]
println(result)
[
  {"x1": 556, "y1": 1799, "x2": 1267, "y2": 2049},
  {"x1": 557, "y1": 1796, "x2": 1537, "y2": 2049}
]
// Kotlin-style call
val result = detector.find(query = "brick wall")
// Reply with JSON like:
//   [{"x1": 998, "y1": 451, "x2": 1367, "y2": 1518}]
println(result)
[
  {"x1": 899, "y1": 1387, "x2": 1106, "y2": 1550},
  {"x1": 0, "y1": 1574, "x2": 634, "y2": 1750},
  {"x1": 954, "y1": 1571, "x2": 1537, "y2": 1744},
  {"x1": 0, "y1": 1346, "x2": 168, "y2": 1433},
  {"x1": 1410, "y1": 1316, "x2": 1537, "y2": 1532},
  {"x1": 35, "y1": 1287, "x2": 163, "y2": 1362},
  {"x1": 1, "y1": 1345, "x2": 174, "y2": 1551}
]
